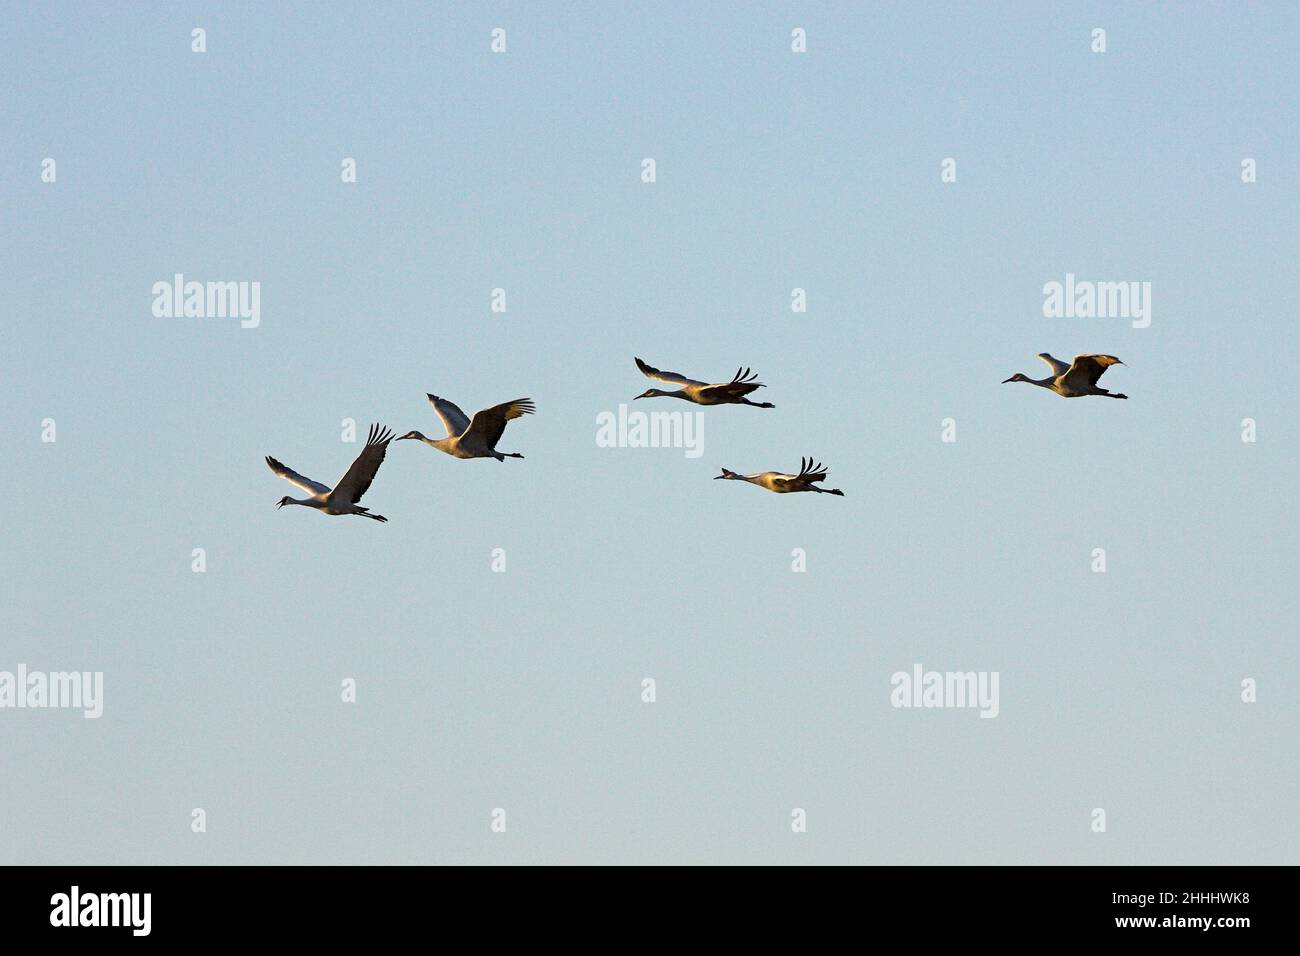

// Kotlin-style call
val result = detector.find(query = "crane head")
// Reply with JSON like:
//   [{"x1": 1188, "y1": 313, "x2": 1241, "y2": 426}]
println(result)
[
  {"x1": 634, "y1": 389, "x2": 663, "y2": 400},
  {"x1": 396, "y1": 431, "x2": 425, "y2": 441},
  {"x1": 1002, "y1": 373, "x2": 1027, "y2": 384},
  {"x1": 276, "y1": 496, "x2": 291, "y2": 509},
  {"x1": 715, "y1": 468, "x2": 739, "y2": 480}
]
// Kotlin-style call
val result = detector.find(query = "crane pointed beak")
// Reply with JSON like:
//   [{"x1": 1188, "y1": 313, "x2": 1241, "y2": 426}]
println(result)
[{"x1": 1001, "y1": 376, "x2": 1015, "y2": 384}]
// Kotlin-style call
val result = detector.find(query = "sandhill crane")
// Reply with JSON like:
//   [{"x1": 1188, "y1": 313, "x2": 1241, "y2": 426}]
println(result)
[
  {"x1": 1002, "y1": 353, "x2": 1128, "y2": 399},
  {"x1": 714, "y1": 457, "x2": 845, "y2": 496},
  {"x1": 265, "y1": 423, "x2": 394, "y2": 521},
  {"x1": 397, "y1": 394, "x2": 535, "y2": 461},
  {"x1": 633, "y1": 356, "x2": 775, "y2": 407}
]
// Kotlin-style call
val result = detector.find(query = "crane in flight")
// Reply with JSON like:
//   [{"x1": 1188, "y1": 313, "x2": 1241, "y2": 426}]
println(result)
[
  {"x1": 265, "y1": 423, "x2": 395, "y2": 521},
  {"x1": 397, "y1": 394, "x2": 535, "y2": 461},
  {"x1": 1002, "y1": 353, "x2": 1128, "y2": 399},
  {"x1": 633, "y1": 356, "x2": 775, "y2": 408},
  {"x1": 714, "y1": 457, "x2": 845, "y2": 496}
]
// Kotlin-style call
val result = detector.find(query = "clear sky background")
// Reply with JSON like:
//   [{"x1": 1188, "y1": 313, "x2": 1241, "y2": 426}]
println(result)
[{"x1": 1, "y1": 2, "x2": 1295, "y2": 864}]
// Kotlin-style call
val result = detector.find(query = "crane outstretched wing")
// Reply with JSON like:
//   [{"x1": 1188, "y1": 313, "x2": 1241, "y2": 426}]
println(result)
[
  {"x1": 1036, "y1": 353, "x2": 1070, "y2": 377},
  {"x1": 265, "y1": 456, "x2": 330, "y2": 496},
  {"x1": 464, "y1": 398, "x2": 535, "y2": 450},
  {"x1": 1066, "y1": 354, "x2": 1124, "y2": 388},
  {"x1": 796, "y1": 456, "x2": 830, "y2": 483},
  {"x1": 635, "y1": 357, "x2": 706, "y2": 388},
  {"x1": 331, "y1": 424, "x2": 393, "y2": 505},
  {"x1": 701, "y1": 366, "x2": 765, "y2": 400},
  {"x1": 426, "y1": 394, "x2": 472, "y2": 438}
]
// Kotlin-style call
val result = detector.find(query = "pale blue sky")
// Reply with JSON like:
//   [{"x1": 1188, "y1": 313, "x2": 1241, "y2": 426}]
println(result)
[{"x1": 1, "y1": 2, "x2": 1295, "y2": 864}]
